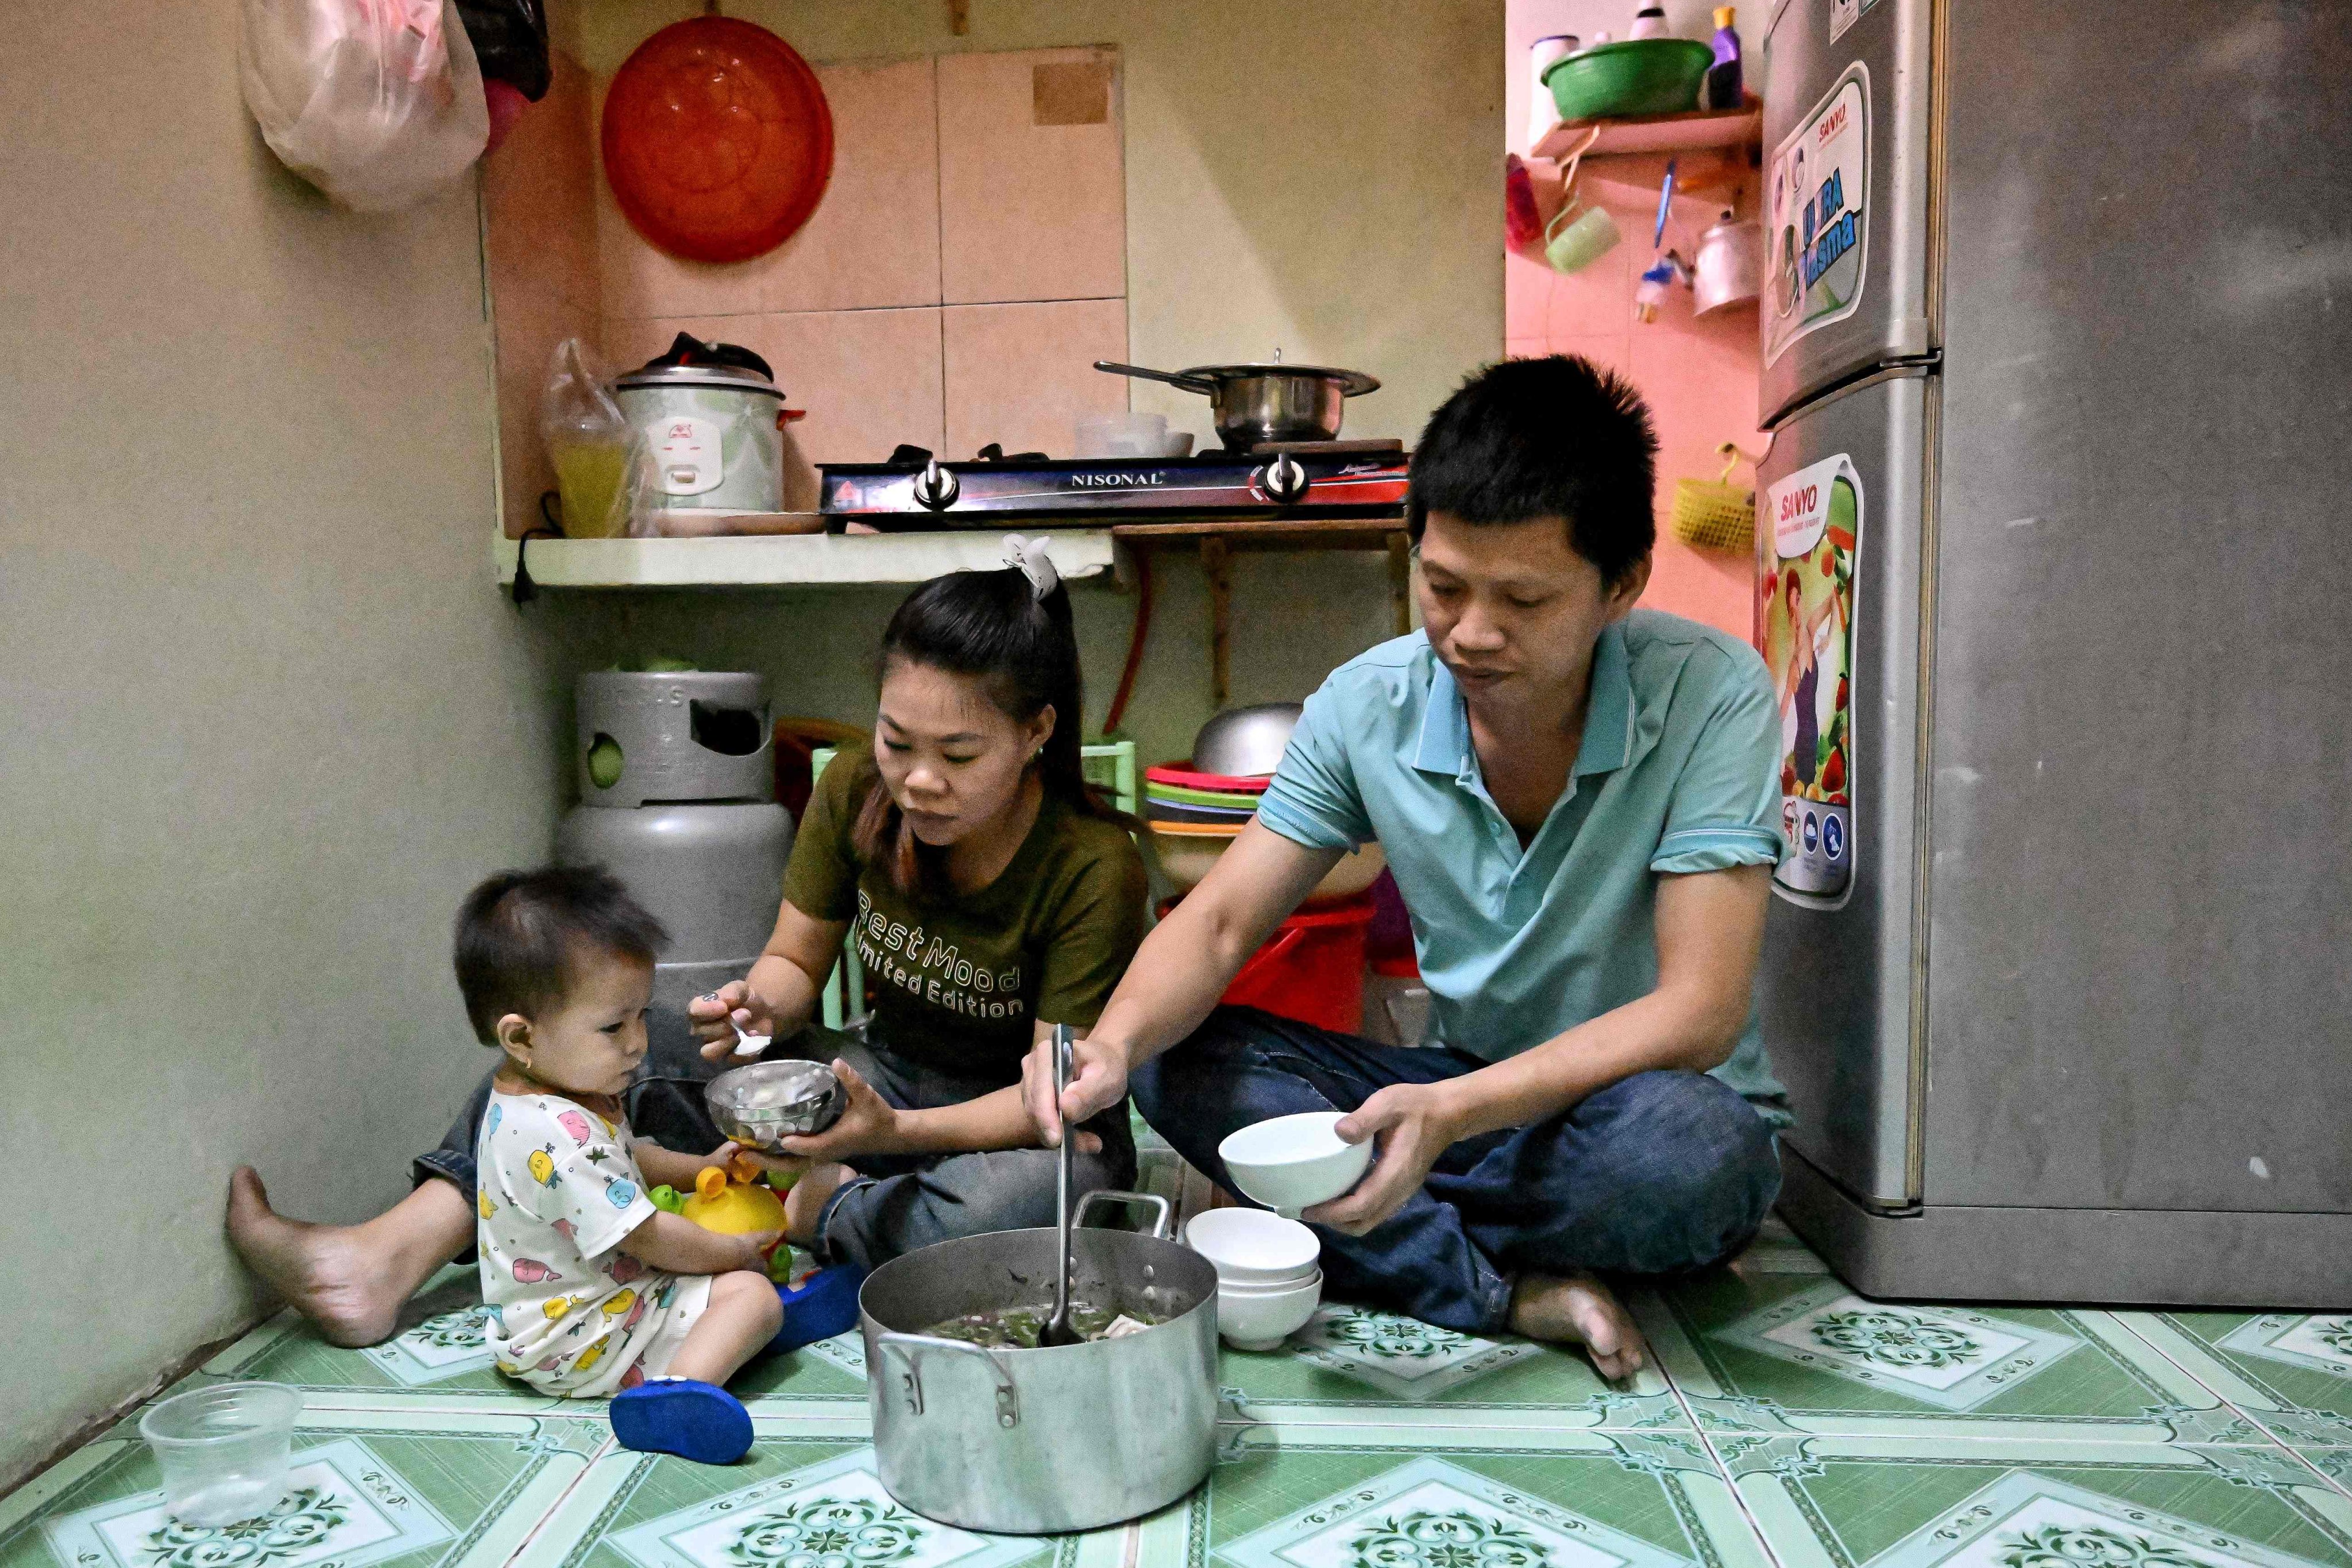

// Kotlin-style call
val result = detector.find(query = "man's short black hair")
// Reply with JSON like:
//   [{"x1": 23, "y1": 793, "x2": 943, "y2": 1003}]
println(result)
[
  {"x1": 452, "y1": 866, "x2": 668, "y2": 1045},
  {"x1": 1406, "y1": 355, "x2": 1659, "y2": 587}
]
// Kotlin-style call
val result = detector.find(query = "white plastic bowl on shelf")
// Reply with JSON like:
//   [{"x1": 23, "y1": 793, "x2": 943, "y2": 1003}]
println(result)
[
  {"x1": 1185, "y1": 1207, "x2": 1321, "y2": 1286},
  {"x1": 138, "y1": 1382, "x2": 303, "y2": 1526},
  {"x1": 1215, "y1": 1270, "x2": 1324, "y2": 1351},
  {"x1": 1218, "y1": 1111, "x2": 1374, "y2": 1218}
]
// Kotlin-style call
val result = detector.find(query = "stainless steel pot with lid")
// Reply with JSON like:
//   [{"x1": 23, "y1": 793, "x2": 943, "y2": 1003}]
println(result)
[
  {"x1": 1095, "y1": 356, "x2": 1380, "y2": 448},
  {"x1": 859, "y1": 1191, "x2": 1218, "y2": 1534}
]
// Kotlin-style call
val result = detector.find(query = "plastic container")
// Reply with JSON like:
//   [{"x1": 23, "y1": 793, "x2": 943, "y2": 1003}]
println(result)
[
  {"x1": 1221, "y1": 894, "x2": 1377, "y2": 1033},
  {"x1": 138, "y1": 1383, "x2": 303, "y2": 1526},
  {"x1": 1543, "y1": 39, "x2": 1712, "y2": 121}
]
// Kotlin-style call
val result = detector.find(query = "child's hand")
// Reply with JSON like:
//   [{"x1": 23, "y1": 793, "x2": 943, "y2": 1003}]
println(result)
[{"x1": 731, "y1": 1229, "x2": 785, "y2": 1272}]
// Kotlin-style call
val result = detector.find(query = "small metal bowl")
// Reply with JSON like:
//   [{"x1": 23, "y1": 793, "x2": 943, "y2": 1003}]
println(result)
[{"x1": 706, "y1": 1060, "x2": 845, "y2": 1151}]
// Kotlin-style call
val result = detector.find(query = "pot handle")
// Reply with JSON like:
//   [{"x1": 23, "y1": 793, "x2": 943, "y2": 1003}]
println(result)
[
  {"x1": 1072, "y1": 1189, "x2": 1174, "y2": 1239},
  {"x1": 873, "y1": 1333, "x2": 1019, "y2": 1428},
  {"x1": 1094, "y1": 360, "x2": 1218, "y2": 395}
]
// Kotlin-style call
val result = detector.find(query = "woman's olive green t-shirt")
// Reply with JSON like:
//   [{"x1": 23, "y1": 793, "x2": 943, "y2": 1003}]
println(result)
[{"x1": 781, "y1": 748, "x2": 1148, "y2": 1085}]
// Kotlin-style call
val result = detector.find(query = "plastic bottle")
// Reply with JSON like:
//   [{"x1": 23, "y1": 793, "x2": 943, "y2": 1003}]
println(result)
[
  {"x1": 1630, "y1": 5, "x2": 1669, "y2": 39},
  {"x1": 1705, "y1": 7, "x2": 1744, "y2": 109}
]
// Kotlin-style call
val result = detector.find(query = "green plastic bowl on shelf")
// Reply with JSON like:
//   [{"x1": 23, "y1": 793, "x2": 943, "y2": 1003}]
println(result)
[{"x1": 1542, "y1": 38, "x2": 1712, "y2": 122}]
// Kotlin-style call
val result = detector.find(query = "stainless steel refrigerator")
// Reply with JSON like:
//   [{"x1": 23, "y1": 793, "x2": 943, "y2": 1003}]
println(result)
[{"x1": 1750, "y1": 0, "x2": 2352, "y2": 1304}]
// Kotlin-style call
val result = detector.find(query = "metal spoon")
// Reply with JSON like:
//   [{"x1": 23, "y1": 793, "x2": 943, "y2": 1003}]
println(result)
[{"x1": 1039, "y1": 1025, "x2": 1082, "y2": 1348}]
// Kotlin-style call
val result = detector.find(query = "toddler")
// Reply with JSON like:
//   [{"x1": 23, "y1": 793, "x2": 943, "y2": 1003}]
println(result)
[{"x1": 457, "y1": 866, "x2": 783, "y2": 1465}]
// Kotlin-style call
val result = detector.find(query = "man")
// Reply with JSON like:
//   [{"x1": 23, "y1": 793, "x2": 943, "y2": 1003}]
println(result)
[{"x1": 1027, "y1": 356, "x2": 1789, "y2": 1377}]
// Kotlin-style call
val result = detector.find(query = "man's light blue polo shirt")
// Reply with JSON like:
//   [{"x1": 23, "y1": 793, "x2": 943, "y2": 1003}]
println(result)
[{"x1": 1257, "y1": 609, "x2": 1792, "y2": 1125}]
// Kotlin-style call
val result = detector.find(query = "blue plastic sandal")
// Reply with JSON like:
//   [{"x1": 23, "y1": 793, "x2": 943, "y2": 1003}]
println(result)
[
  {"x1": 610, "y1": 1379, "x2": 753, "y2": 1464},
  {"x1": 770, "y1": 1264, "x2": 864, "y2": 1353}
]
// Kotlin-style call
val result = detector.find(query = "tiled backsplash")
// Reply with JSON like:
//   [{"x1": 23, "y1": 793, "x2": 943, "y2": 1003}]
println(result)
[{"x1": 484, "y1": 39, "x2": 1130, "y2": 534}]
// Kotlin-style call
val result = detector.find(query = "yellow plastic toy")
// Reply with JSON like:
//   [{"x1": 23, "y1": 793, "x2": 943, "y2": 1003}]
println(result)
[{"x1": 680, "y1": 1160, "x2": 789, "y2": 1235}]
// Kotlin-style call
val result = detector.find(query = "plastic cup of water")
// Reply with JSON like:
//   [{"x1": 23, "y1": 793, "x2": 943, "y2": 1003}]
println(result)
[{"x1": 138, "y1": 1383, "x2": 303, "y2": 1525}]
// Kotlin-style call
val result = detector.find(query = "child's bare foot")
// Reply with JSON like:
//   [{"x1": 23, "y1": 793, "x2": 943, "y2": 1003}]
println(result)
[
  {"x1": 782, "y1": 1163, "x2": 852, "y2": 1248},
  {"x1": 1508, "y1": 1271, "x2": 1647, "y2": 1380},
  {"x1": 225, "y1": 1168, "x2": 466, "y2": 1348}
]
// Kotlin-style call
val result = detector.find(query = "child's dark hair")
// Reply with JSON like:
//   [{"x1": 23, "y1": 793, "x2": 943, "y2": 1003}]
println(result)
[
  {"x1": 453, "y1": 866, "x2": 668, "y2": 1044},
  {"x1": 855, "y1": 567, "x2": 1125, "y2": 897},
  {"x1": 1405, "y1": 355, "x2": 1658, "y2": 588}
]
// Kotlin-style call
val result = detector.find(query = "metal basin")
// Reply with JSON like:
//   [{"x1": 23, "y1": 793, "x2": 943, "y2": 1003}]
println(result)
[
  {"x1": 705, "y1": 1059, "x2": 845, "y2": 1152},
  {"x1": 858, "y1": 1192, "x2": 1218, "y2": 1534}
]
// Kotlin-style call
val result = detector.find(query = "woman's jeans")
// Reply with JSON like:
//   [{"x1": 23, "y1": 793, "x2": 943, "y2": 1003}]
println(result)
[
  {"x1": 1131, "y1": 1006, "x2": 1782, "y2": 1334},
  {"x1": 415, "y1": 1013, "x2": 1134, "y2": 1273}
]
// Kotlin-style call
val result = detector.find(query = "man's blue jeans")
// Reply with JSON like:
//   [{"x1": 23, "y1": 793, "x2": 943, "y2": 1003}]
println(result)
[{"x1": 1131, "y1": 1006, "x2": 1782, "y2": 1334}]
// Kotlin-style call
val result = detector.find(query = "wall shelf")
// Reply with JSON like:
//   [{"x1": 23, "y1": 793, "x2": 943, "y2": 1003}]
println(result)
[
  {"x1": 493, "y1": 528, "x2": 1118, "y2": 590},
  {"x1": 1532, "y1": 103, "x2": 1761, "y2": 161}
]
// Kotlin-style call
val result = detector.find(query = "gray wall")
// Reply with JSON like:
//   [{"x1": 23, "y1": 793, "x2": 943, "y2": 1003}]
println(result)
[{"x1": 0, "y1": 1, "x2": 580, "y2": 1487}]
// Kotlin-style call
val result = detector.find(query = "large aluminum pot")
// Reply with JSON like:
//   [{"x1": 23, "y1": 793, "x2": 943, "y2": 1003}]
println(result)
[
  {"x1": 1095, "y1": 360, "x2": 1380, "y2": 449},
  {"x1": 859, "y1": 1191, "x2": 1218, "y2": 1534}
]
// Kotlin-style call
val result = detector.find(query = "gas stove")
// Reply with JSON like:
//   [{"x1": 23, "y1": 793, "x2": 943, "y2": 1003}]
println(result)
[{"x1": 819, "y1": 441, "x2": 1408, "y2": 530}]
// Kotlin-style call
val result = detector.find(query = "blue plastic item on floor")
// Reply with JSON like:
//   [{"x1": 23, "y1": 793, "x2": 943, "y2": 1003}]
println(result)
[
  {"x1": 771, "y1": 1264, "x2": 864, "y2": 1352},
  {"x1": 609, "y1": 1378, "x2": 753, "y2": 1465}
]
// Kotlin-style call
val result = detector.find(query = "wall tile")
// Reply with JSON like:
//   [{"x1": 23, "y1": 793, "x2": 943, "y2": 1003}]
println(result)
[
  {"x1": 494, "y1": 283, "x2": 595, "y2": 537},
  {"x1": 596, "y1": 55, "x2": 944, "y2": 323},
  {"x1": 937, "y1": 47, "x2": 1126, "y2": 305},
  {"x1": 606, "y1": 307, "x2": 945, "y2": 470},
  {"x1": 485, "y1": 51, "x2": 601, "y2": 315},
  {"x1": 759, "y1": 56, "x2": 943, "y2": 314},
  {"x1": 942, "y1": 298, "x2": 1129, "y2": 459}
]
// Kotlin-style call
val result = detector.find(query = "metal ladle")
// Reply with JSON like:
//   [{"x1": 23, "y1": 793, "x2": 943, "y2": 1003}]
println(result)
[{"x1": 1040, "y1": 1024, "x2": 1082, "y2": 1348}]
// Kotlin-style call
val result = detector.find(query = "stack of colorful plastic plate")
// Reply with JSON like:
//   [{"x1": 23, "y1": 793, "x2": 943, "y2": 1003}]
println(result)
[{"x1": 1144, "y1": 762, "x2": 1266, "y2": 828}]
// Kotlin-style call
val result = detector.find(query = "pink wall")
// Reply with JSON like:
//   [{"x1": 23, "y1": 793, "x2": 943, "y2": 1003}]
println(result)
[{"x1": 1506, "y1": 0, "x2": 1764, "y2": 642}]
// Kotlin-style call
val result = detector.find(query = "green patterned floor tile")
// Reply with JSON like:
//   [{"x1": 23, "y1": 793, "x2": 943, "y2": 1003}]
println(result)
[
  {"x1": 1646, "y1": 1267, "x2": 2245, "y2": 1441},
  {"x1": 1712, "y1": 1428, "x2": 2352, "y2": 1568},
  {"x1": 728, "y1": 1334, "x2": 872, "y2": 1415},
  {"x1": 174, "y1": 1268, "x2": 568, "y2": 1411},
  {"x1": 1197, "y1": 1428, "x2": 1768, "y2": 1568},
  {"x1": 2109, "y1": 1314, "x2": 2352, "y2": 1453},
  {"x1": 1215, "y1": 1300, "x2": 1686, "y2": 1431},
  {"x1": 515, "y1": 1437, "x2": 1102, "y2": 1568},
  {"x1": 0, "y1": 1407, "x2": 609, "y2": 1568}
]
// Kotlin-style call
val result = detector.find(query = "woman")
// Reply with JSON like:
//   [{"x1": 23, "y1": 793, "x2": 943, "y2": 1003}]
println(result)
[{"x1": 226, "y1": 539, "x2": 1147, "y2": 1346}]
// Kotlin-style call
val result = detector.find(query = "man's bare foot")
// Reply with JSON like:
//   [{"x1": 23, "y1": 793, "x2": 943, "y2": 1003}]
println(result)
[
  {"x1": 1508, "y1": 1271, "x2": 1647, "y2": 1380},
  {"x1": 225, "y1": 1168, "x2": 463, "y2": 1349},
  {"x1": 782, "y1": 1163, "x2": 852, "y2": 1249}
]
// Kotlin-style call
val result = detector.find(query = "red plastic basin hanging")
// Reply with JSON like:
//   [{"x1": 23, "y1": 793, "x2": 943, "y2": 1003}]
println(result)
[{"x1": 601, "y1": 17, "x2": 834, "y2": 264}]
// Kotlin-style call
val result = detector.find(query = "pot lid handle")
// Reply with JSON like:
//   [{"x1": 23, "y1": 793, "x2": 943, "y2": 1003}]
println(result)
[{"x1": 640, "y1": 330, "x2": 776, "y2": 384}]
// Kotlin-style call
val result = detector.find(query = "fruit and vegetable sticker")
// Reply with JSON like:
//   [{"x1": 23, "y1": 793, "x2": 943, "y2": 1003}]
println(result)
[
  {"x1": 1765, "y1": 64, "x2": 1869, "y2": 366},
  {"x1": 1758, "y1": 453, "x2": 1860, "y2": 903}
]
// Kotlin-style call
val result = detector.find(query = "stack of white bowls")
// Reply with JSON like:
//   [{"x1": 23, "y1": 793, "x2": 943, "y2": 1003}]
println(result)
[{"x1": 1184, "y1": 1207, "x2": 1323, "y2": 1351}]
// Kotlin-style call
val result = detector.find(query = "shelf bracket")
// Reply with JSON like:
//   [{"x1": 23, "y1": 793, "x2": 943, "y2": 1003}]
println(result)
[{"x1": 1202, "y1": 535, "x2": 1231, "y2": 708}]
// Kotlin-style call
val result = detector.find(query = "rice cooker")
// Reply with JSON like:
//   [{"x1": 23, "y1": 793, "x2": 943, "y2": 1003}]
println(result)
[{"x1": 615, "y1": 333, "x2": 787, "y2": 513}]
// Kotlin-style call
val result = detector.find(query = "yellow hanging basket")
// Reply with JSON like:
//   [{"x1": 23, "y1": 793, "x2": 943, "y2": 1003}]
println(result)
[{"x1": 1670, "y1": 443, "x2": 1759, "y2": 554}]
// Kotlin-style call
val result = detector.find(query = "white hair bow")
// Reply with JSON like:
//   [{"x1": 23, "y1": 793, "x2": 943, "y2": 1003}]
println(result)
[{"x1": 1002, "y1": 534, "x2": 1059, "y2": 602}]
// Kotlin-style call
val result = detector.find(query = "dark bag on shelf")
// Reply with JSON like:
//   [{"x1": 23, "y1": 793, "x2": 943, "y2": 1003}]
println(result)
[{"x1": 455, "y1": 0, "x2": 550, "y2": 101}]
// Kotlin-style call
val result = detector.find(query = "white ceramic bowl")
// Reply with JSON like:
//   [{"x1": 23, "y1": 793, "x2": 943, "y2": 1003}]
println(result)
[
  {"x1": 1186, "y1": 1207, "x2": 1321, "y2": 1287},
  {"x1": 1218, "y1": 1111, "x2": 1373, "y2": 1218},
  {"x1": 1215, "y1": 1270, "x2": 1323, "y2": 1351}
]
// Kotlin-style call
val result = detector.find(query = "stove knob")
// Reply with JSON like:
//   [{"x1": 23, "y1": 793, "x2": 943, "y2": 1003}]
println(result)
[
  {"x1": 1258, "y1": 451, "x2": 1311, "y2": 505},
  {"x1": 913, "y1": 457, "x2": 961, "y2": 511}
]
